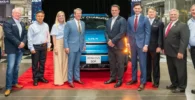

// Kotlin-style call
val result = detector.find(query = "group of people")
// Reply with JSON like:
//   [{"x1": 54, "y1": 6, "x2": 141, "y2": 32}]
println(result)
[
  {"x1": 104, "y1": 3, "x2": 195, "y2": 94},
  {"x1": 0, "y1": 7, "x2": 85, "y2": 96},
  {"x1": 0, "y1": 2, "x2": 195, "y2": 97}
]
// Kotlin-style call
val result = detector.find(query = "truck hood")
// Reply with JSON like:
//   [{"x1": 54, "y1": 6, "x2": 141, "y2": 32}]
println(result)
[{"x1": 85, "y1": 30, "x2": 106, "y2": 43}]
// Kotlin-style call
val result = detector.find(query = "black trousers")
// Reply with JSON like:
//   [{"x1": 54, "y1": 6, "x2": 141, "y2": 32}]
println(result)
[
  {"x1": 190, "y1": 46, "x2": 195, "y2": 69},
  {"x1": 108, "y1": 48, "x2": 125, "y2": 81},
  {"x1": 31, "y1": 44, "x2": 47, "y2": 81},
  {"x1": 147, "y1": 51, "x2": 160, "y2": 85},
  {"x1": 166, "y1": 52, "x2": 187, "y2": 89}
]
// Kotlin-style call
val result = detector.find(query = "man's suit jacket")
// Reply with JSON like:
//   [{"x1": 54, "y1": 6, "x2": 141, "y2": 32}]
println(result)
[
  {"x1": 127, "y1": 15, "x2": 151, "y2": 48},
  {"x1": 3, "y1": 18, "x2": 27, "y2": 54},
  {"x1": 163, "y1": 21, "x2": 190, "y2": 57},
  {"x1": 105, "y1": 16, "x2": 127, "y2": 49},
  {"x1": 148, "y1": 18, "x2": 164, "y2": 52},
  {"x1": 64, "y1": 19, "x2": 85, "y2": 52}
]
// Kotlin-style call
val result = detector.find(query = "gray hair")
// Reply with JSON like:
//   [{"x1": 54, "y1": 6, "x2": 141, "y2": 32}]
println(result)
[
  {"x1": 12, "y1": 8, "x2": 22, "y2": 14},
  {"x1": 74, "y1": 8, "x2": 82, "y2": 14},
  {"x1": 169, "y1": 9, "x2": 179, "y2": 15}
]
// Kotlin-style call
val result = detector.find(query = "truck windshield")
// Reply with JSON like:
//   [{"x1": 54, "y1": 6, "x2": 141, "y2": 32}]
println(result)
[
  {"x1": 82, "y1": 18, "x2": 107, "y2": 30},
  {"x1": 69, "y1": 16, "x2": 108, "y2": 30}
]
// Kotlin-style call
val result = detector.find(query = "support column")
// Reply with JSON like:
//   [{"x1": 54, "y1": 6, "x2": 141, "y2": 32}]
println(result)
[{"x1": 31, "y1": 0, "x2": 42, "y2": 22}]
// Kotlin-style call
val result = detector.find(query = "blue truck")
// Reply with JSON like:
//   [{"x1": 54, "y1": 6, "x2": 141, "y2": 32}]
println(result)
[{"x1": 69, "y1": 14, "x2": 129, "y2": 71}]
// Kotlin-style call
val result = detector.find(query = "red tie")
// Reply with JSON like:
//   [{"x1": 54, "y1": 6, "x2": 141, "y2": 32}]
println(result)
[
  {"x1": 165, "y1": 22, "x2": 173, "y2": 37},
  {"x1": 134, "y1": 15, "x2": 138, "y2": 31}
]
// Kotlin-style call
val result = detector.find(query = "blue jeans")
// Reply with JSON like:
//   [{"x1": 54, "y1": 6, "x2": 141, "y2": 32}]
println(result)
[{"x1": 6, "y1": 50, "x2": 23, "y2": 90}]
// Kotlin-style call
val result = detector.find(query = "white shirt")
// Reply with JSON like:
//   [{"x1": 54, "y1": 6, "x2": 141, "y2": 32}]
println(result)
[
  {"x1": 149, "y1": 18, "x2": 155, "y2": 25},
  {"x1": 165, "y1": 19, "x2": 178, "y2": 34},
  {"x1": 28, "y1": 21, "x2": 51, "y2": 51},
  {"x1": 50, "y1": 23, "x2": 65, "y2": 39},
  {"x1": 188, "y1": 18, "x2": 195, "y2": 47},
  {"x1": 13, "y1": 18, "x2": 22, "y2": 37},
  {"x1": 111, "y1": 16, "x2": 118, "y2": 30},
  {"x1": 74, "y1": 18, "x2": 82, "y2": 31}
]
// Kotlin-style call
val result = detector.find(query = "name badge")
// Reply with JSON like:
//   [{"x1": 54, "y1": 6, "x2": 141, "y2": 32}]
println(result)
[
  {"x1": 152, "y1": 25, "x2": 158, "y2": 27},
  {"x1": 12, "y1": 24, "x2": 17, "y2": 26}
]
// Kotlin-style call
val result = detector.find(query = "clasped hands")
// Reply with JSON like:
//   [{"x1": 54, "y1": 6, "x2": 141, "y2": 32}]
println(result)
[{"x1": 107, "y1": 39, "x2": 115, "y2": 47}]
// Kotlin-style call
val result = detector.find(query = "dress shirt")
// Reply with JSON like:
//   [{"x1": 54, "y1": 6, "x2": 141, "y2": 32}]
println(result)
[
  {"x1": 149, "y1": 18, "x2": 155, "y2": 25},
  {"x1": 13, "y1": 18, "x2": 22, "y2": 37},
  {"x1": 188, "y1": 18, "x2": 195, "y2": 47},
  {"x1": 51, "y1": 23, "x2": 65, "y2": 39},
  {"x1": 74, "y1": 18, "x2": 82, "y2": 32},
  {"x1": 111, "y1": 16, "x2": 118, "y2": 30},
  {"x1": 28, "y1": 21, "x2": 51, "y2": 51}
]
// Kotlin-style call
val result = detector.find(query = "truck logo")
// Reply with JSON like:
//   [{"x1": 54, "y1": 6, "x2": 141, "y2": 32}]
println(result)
[{"x1": 88, "y1": 38, "x2": 98, "y2": 40}]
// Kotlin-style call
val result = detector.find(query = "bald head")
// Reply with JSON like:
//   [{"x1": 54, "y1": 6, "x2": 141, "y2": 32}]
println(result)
[
  {"x1": 12, "y1": 8, "x2": 22, "y2": 20},
  {"x1": 169, "y1": 9, "x2": 179, "y2": 21}
]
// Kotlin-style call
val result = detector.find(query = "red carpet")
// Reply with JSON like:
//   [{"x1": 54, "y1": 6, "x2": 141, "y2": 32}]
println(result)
[{"x1": 18, "y1": 52, "x2": 155, "y2": 90}]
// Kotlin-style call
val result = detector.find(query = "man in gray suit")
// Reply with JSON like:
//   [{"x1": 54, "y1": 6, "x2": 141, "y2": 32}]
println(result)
[
  {"x1": 64, "y1": 8, "x2": 85, "y2": 88},
  {"x1": 163, "y1": 9, "x2": 189, "y2": 93},
  {"x1": 104, "y1": 4, "x2": 127, "y2": 88}
]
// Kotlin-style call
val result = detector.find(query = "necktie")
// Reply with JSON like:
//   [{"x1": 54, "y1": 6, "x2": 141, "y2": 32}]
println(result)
[
  {"x1": 134, "y1": 15, "x2": 138, "y2": 31},
  {"x1": 78, "y1": 21, "x2": 81, "y2": 33},
  {"x1": 165, "y1": 22, "x2": 173, "y2": 37}
]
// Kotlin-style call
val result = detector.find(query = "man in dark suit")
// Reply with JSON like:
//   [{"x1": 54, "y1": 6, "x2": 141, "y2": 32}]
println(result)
[
  {"x1": 163, "y1": 9, "x2": 189, "y2": 93},
  {"x1": 104, "y1": 4, "x2": 127, "y2": 88},
  {"x1": 126, "y1": 3, "x2": 151, "y2": 91},
  {"x1": 146, "y1": 7, "x2": 164, "y2": 88},
  {"x1": 3, "y1": 8, "x2": 27, "y2": 96}
]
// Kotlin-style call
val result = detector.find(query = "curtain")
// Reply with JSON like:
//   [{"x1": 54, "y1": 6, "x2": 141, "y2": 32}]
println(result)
[{"x1": 42, "y1": 0, "x2": 131, "y2": 28}]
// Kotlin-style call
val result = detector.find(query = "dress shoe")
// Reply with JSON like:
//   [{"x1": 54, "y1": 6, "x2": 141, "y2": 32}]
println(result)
[
  {"x1": 166, "y1": 85, "x2": 177, "y2": 90},
  {"x1": 39, "y1": 78, "x2": 49, "y2": 83},
  {"x1": 172, "y1": 88, "x2": 185, "y2": 93},
  {"x1": 4, "y1": 89, "x2": 11, "y2": 96},
  {"x1": 147, "y1": 79, "x2": 152, "y2": 82},
  {"x1": 191, "y1": 89, "x2": 195, "y2": 94},
  {"x1": 33, "y1": 80, "x2": 38, "y2": 86},
  {"x1": 126, "y1": 80, "x2": 137, "y2": 85},
  {"x1": 13, "y1": 84, "x2": 23, "y2": 88},
  {"x1": 114, "y1": 81, "x2": 122, "y2": 88},
  {"x1": 138, "y1": 84, "x2": 145, "y2": 91},
  {"x1": 104, "y1": 79, "x2": 116, "y2": 84},
  {"x1": 75, "y1": 80, "x2": 84, "y2": 84},
  {"x1": 152, "y1": 84, "x2": 159, "y2": 88},
  {"x1": 69, "y1": 83, "x2": 74, "y2": 88}
]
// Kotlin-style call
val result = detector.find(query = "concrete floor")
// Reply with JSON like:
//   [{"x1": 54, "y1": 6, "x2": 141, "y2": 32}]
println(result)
[{"x1": 0, "y1": 55, "x2": 195, "y2": 100}]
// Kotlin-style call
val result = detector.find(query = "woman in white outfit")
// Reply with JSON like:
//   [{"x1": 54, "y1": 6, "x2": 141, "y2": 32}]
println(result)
[{"x1": 51, "y1": 11, "x2": 68, "y2": 85}]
